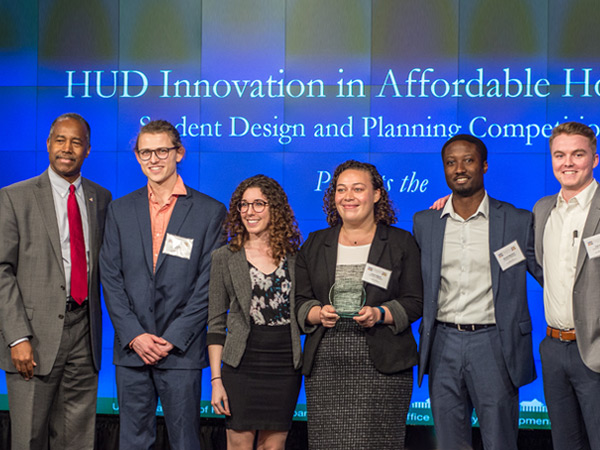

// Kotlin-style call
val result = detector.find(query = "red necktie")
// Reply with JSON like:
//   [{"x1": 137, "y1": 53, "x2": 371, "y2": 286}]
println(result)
[{"x1": 68, "y1": 184, "x2": 87, "y2": 304}]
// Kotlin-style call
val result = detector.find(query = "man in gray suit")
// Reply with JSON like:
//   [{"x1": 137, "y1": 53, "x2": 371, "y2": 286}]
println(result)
[
  {"x1": 533, "y1": 121, "x2": 600, "y2": 450},
  {"x1": 0, "y1": 113, "x2": 111, "y2": 450},
  {"x1": 414, "y1": 134, "x2": 541, "y2": 450}
]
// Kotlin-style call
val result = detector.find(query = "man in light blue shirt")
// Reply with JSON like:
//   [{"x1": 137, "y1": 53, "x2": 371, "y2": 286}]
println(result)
[{"x1": 0, "y1": 113, "x2": 112, "y2": 450}]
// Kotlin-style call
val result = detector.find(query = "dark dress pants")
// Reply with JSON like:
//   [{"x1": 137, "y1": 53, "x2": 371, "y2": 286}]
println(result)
[
  {"x1": 540, "y1": 336, "x2": 600, "y2": 450},
  {"x1": 429, "y1": 324, "x2": 519, "y2": 450},
  {"x1": 116, "y1": 365, "x2": 202, "y2": 450}
]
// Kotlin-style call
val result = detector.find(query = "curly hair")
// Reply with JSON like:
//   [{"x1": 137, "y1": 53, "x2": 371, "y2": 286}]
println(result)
[
  {"x1": 225, "y1": 175, "x2": 302, "y2": 260},
  {"x1": 323, "y1": 160, "x2": 397, "y2": 227}
]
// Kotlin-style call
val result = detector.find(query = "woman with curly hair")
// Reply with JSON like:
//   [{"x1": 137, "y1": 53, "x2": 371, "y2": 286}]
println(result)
[
  {"x1": 207, "y1": 175, "x2": 303, "y2": 450},
  {"x1": 295, "y1": 160, "x2": 423, "y2": 449}
]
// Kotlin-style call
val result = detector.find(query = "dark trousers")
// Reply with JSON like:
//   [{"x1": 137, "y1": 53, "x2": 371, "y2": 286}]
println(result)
[
  {"x1": 116, "y1": 365, "x2": 202, "y2": 450},
  {"x1": 6, "y1": 307, "x2": 97, "y2": 450},
  {"x1": 429, "y1": 324, "x2": 519, "y2": 450},
  {"x1": 540, "y1": 336, "x2": 600, "y2": 450}
]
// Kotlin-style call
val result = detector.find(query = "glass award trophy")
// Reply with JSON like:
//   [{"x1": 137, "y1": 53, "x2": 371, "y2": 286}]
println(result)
[{"x1": 328, "y1": 279, "x2": 366, "y2": 318}]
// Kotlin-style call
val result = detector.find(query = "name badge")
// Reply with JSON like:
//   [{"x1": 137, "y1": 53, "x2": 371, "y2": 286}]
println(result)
[
  {"x1": 362, "y1": 263, "x2": 391, "y2": 289},
  {"x1": 583, "y1": 234, "x2": 600, "y2": 259},
  {"x1": 493, "y1": 240, "x2": 525, "y2": 271},
  {"x1": 162, "y1": 233, "x2": 194, "y2": 260}
]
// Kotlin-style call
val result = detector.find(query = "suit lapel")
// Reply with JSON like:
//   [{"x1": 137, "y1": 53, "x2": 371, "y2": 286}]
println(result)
[
  {"x1": 488, "y1": 198, "x2": 504, "y2": 302},
  {"x1": 134, "y1": 187, "x2": 154, "y2": 274},
  {"x1": 575, "y1": 189, "x2": 600, "y2": 280},
  {"x1": 228, "y1": 247, "x2": 253, "y2": 317},
  {"x1": 431, "y1": 211, "x2": 447, "y2": 303},
  {"x1": 288, "y1": 253, "x2": 296, "y2": 284},
  {"x1": 534, "y1": 195, "x2": 557, "y2": 265},
  {"x1": 323, "y1": 226, "x2": 341, "y2": 303},
  {"x1": 155, "y1": 192, "x2": 193, "y2": 273},
  {"x1": 365, "y1": 225, "x2": 388, "y2": 300},
  {"x1": 81, "y1": 178, "x2": 98, "y2": 280},
  {"x1": 33, "y1": 171, "x2": 64, "y2": 276},
  {"x1": 367, "y1": 224, "x2": 386, "y2": 266}
]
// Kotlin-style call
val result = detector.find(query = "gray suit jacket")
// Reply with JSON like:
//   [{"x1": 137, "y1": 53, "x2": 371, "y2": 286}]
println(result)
[
  {"x1": 534, "y1": 188, "x2": 600, "y2": 372},
  {"x1": 0, "y1": 169, "x2": 111, "y2": 375},
  {"x1": 207, "y1": 245, "x2": 302, "y2": 370}
]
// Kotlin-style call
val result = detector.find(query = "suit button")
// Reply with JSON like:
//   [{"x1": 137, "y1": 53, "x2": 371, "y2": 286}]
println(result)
[
  {"x1": 58, "y1": 314, "x2": 64, "y2": 319},
  {"x1": 60, "y1": 285, "x2": 65, "y2": 291},
  {"x1": 149, "y1": 307, "x2": 153, "y2": 312}
]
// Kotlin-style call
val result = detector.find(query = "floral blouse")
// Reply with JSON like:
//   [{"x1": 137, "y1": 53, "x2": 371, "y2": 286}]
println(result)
[{"x1": 248, "y1": 258, "x2": 292, "y2": 326}]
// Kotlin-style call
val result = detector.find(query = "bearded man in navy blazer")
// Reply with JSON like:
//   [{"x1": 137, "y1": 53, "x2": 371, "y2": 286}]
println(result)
[
  {"x1": 413, "y1": 134, "x2": 542, "y2": 450},
  {"x1": 100, "y1": 120, "x2": 226, "y2": 450}
]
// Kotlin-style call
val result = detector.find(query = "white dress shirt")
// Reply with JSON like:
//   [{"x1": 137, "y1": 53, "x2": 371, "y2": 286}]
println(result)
[
  {"x1": 543, "y1": 180, "x2": 598, "y2": 330},
  {"x1": 437, "y1": 192, "x2": 495, "y2": 324}
]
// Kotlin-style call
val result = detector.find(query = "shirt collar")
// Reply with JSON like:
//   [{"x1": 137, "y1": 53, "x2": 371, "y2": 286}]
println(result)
[
  {"x1": 148, "y1": 175, "x2": 187, "y2": 205},
  {"x1": 441, "y1": 191, "x2": 489, "y2": 221},
  {"x1": 557, "y1": 180, "x2": 598, "y2": 210},
  {"x1": 48, "y1": 166, "x2": 82, "y2": 198}
]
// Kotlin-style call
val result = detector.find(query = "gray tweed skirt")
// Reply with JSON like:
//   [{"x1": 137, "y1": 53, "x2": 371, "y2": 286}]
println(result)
[{"x1": 305, "y1": 319, "x2": 413, "y2": 450}]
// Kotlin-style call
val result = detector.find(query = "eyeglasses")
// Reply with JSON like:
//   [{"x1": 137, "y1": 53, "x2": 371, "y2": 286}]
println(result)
[
  {"x1": 136, "y1": 146, "x2": 179, "y2": 161},
  {"x1": 237, "y1": 200, "x2": 268, "y2": 213}
]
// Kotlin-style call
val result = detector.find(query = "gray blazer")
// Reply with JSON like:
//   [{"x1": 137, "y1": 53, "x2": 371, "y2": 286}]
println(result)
[
  {"x1": 207, "y1": 245, "x2": 302, "y2": 370},
  {"x1": 534, "y1": 188, "x2": 600, "y2": 372},
  {"x1": 0, "y1": 169, "x2": 111, "y2": 375}
]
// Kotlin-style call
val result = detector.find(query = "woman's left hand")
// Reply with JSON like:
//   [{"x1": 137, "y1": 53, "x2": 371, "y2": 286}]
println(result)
[{"x1": 354, "y1": 306, "x2": 381, "y2": 328}]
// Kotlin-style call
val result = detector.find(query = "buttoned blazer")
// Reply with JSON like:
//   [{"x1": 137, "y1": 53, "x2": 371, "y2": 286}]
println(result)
[
  {"x1": 99, "y1": 185, "x2": 226, "y2": 369},
  {"x1": 295, "y1": 224, "x2": 423, "y2": 376},
  {"x1": 207, "y1": 245, "x2": 302, "y2": 370},
  {"x1": 534, "y1": 189, "x2": 600, "y2": 372},
  {"x1": 413, "y1": 196, "x2": 542, "y2": 388},
  {"x1": 0, "y1": 169, "x2": 111, "y2": 375}
]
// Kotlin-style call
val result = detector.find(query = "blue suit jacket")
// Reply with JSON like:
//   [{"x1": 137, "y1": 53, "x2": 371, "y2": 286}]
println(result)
[
  {"x1": 100, "y1": 184, "x2": 226, "y2": 369},
  {"x1": 413, "y1": 196, "x2": 542, "y2": 388}
]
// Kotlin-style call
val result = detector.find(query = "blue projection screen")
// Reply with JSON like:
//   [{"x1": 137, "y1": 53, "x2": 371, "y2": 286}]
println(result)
[{"x1": 2, "y1": 0, "x2": 600, "y2": 430}]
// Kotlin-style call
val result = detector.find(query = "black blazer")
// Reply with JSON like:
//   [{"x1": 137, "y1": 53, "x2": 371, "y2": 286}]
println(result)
[{"x1": 295, "y1": 224, "x2": 423, "y2": 375}]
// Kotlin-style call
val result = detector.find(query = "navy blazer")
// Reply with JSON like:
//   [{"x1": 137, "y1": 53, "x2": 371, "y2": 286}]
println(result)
[
  {"x1": 413, "y1": 196, "x2": 542, "y2": 388},
  {"x1": 100, "y1": 184, "x2": 226, "y2": 369},
  {"x1": 295, "y1": 224, "x2": 423, "y2": 376}
]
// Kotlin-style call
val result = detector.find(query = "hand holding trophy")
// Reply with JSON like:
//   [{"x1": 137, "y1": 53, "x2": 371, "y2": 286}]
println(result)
[{"x1": 328, "y1": 279, "x2": 366, "y2": 318}]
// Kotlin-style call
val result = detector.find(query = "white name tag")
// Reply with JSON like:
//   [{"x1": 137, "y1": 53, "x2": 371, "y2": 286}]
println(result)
[
  {"x1": 362, "y1": 263, "x2": 391, "y2": 289},
  {"x1": 583, "y1": 234, "x2": 600, "y2": 259},
  {"x1": 493, "y1": 240, "x2": 525, "y2": 271},
  {"x1": 162, "y1": 233, "x2": 194, "y2": 260}
]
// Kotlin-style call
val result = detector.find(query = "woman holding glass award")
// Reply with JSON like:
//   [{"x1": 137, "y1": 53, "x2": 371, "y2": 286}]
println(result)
[
  {"x1": 208, "y1": 175, "x2": 303, "y2": 450},
  {"x1": 295, "y1": 160, "x2": 423, "y2": 449}
]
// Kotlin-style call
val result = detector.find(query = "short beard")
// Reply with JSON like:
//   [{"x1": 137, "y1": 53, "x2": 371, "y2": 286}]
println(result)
[{"x1": 452, "y1": 184, "x2": 481, "y2": 198}]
